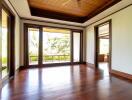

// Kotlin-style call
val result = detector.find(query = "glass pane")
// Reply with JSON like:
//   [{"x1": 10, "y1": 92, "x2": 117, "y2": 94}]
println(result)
[
  {"x1": 28, "y1": 28, "x2": 39, "y2": 65},
  {"x1": 98, "y1": 23, "x2": 109, "y2": 37},
  {"x1": 73, "y1": 32, "x2": 80, "y2": 62},
  {"x1": 2, "y1": 9, "x2": 8, "y2": 78},
  {"x1": 43, "y1": 27, "x2": 71, "y2": 63},
  {"x1": 99, "y1": 39, "x2": 109, "y2": 54}
]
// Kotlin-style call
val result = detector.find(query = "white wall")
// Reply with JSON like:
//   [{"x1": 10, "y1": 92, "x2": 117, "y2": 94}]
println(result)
[
  {"x1": 86, "y1": 5, "x2": 132, "y2": 74},
  {"x1": 4, "y1": 0, "x2": 20, "y2": 70}
]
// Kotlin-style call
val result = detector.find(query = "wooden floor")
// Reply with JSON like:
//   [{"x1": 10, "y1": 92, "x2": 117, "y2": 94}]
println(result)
[{"x1": 1, "y1": 64, "x2": 132, "y2": 100}]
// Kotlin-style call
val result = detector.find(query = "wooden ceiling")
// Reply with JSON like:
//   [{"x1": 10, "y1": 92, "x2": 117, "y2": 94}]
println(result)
[{"x1": 28, "y1": 0, "x2": 121, "y2": 23}]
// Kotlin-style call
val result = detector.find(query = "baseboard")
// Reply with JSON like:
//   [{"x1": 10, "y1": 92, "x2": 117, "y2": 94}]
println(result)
[
  {"x1": 81, "y1": 62, "x2": 86, "y2": 64},
  {"x1": 19, "y1": 65, "x2": 26, "y2": 70},
  {"x1": 86, "y1": 62, "x2": 95, "y2": 69},
  {"x1": 111, "y1": 69, "x2": 132, "y2": 81}
]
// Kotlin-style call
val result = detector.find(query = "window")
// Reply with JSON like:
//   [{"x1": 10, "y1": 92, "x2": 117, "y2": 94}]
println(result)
[
  {"x1": 73, "y1": 32, "x2": 80, "y2": 62},
  {"x1": 1, "y1": 5, "x2": 15, "y2": 79},
  {"x1": 24, "y1": 24, "x2": 83, "y2": 66},
  {"x1": 28, "y1": 28, "x2": 39, "y2": 65},
  {"x1": 43, "y1": 27, "x2": 71, "y2": 63},
  {"x1": 2, "y1": 9, "x2": 9, "y2": 78}
]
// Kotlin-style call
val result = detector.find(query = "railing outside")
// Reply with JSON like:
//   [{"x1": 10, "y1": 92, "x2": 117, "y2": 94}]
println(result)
[{"x1": 29, "y1": 55, "x2": 70, "y2": 64}]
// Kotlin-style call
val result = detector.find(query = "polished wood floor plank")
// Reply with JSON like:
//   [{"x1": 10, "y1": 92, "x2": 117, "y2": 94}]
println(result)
[{"x1": 1, "y1": 64, "x2": 132, "y2": 100}]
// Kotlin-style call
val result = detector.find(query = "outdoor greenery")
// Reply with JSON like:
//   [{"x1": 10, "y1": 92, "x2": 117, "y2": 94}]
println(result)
[
  {"x1": 2, "y1": 57, "x2": 7, "y2": 64},
  {"x1": 2, "y1": 57, "x2": 7, "y2": 71},
  {"x1": 46, "y1": 36, "x2": 70, "y2": 54},
  {"x1": 30, "y1": 55, "x2": 70, "y2": 62},
  {"x1": 29, "y1": 32, "x2": 70, "y2": 63}
]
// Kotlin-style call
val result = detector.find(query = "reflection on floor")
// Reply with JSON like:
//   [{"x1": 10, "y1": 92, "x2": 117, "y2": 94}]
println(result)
[
  {"x1": 1, "y1": 64, "x2": 132, "y2": 100},
  {"x1": 99, "y1": 62, "x2": 109, "y2": 76},
  {"x1": 2, "y1": 68, "x2": 8, "y2": 79}
]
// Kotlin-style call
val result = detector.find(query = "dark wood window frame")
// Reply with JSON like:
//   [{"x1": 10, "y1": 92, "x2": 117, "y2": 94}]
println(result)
[
  {"x1": 0, "y1": 1, "x2": 15, "y2": 85},
  {"x1": 94, "y1": 19, "x2": 112, "y2": 72},
  {"x1": 24, "y1": 23, "x2": 83, "y2": 68}
]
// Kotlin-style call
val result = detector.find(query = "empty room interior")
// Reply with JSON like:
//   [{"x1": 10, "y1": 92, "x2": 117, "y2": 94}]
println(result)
[{"x1": 0, "y1": 0, "x2": 132, "y2": 100}]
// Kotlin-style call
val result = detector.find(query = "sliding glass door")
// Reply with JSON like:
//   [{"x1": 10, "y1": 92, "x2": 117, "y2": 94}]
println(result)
[
  {"x1": 28, "y1": 28, "x2": 39, "y2": 65},
  {"x1": 25, "y1": 24, "x2": 83, "y2": 66},
  {"x1": 2, "y1": 9, "x2": 9, "y2": 78},
  {"x1": 1, "y1": 3, "x2": 15, "y2": 81},
  {"x1": 43, "y1": 27, "x2": 71, "y2": 64}
]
